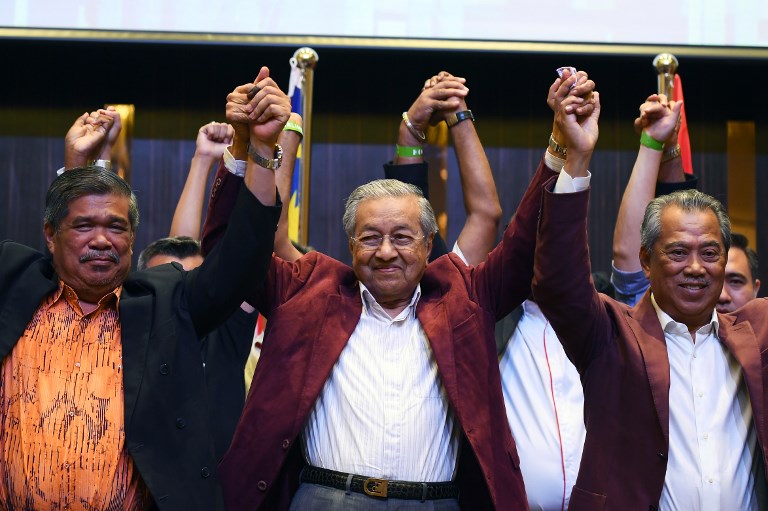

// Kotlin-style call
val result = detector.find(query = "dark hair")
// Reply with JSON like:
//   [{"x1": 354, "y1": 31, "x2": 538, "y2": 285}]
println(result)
[
  {"x1": 730, "y1": 232, "x2": 759, "y2": 283},
  {"x1": 137, "y1": 236, "x2": 202, "y2": 270},
  {"x1": 44, "y1": 166, "x2": 139, "y2": 233},
  {"x1": 641, "y1": 189, "x2": 730, "y2": 253}
]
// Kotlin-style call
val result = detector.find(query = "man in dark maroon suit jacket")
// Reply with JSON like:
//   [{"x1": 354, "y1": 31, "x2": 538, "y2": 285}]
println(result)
[
  {"x1": 532, "y1": 93, "x2": 768, "y2": 509},
  {"x1": 203, "y1": 159, "x2": 560, "y2": 510},
  {"x1": 204, "y1": 68, "x2": 600, "y2": 511}
]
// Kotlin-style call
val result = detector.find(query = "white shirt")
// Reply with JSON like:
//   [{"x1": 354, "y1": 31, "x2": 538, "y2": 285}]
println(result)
[
  {"x1": 302, "y1": 283, "x2": 459, "y2": 482},
  {"x1": 652, "y1": 295, "x2": 759, "y2": 510},
  {"x1": 500, "y1": 300, "x2": 585, "y2": 511}
]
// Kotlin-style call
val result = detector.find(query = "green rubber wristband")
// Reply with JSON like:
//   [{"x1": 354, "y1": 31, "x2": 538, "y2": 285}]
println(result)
[
  {"x1": 640, "y1": 131, "x2": 664, "y2": 151},
  {"x1": 395, "y1": 144, "x2": 424, "y2": 158},
  {"x1": 283, "y1": 121, "x2": 304, "y2": 137}
]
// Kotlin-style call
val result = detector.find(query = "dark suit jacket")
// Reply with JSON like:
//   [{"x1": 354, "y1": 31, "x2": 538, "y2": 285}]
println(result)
[
  {"x1": 532, "y1": 184, "x2": 768, "y2": 510},
  {"x1": 204, "y1": 161, "x2": 561, "y2": 511},
  {"x1": 0, "y1": 186, "x2": 279, "y2": 511}
]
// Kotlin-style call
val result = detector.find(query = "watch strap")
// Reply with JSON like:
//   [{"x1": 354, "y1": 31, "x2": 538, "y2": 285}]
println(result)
[
  {"x1": 446, "y1": 110, "x2": 474, "y2": 128},
  {"x1": 247, "y1": 143, "x2": 283, "y2": 170}
]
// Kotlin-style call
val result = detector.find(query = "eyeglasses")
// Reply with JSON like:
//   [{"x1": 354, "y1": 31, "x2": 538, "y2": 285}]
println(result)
[{"x1": 350, "y1": 233, "x2": 425, "y2": 250}]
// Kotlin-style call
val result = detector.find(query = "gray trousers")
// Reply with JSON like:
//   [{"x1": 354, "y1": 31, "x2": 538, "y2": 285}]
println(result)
[{"x1": 289, "y1": 482, "x2": 462, "y2": 511}]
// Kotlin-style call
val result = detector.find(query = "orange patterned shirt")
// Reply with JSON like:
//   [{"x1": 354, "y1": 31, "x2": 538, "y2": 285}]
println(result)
[{"x1": 0, "y1": 282, "x2": 150, "y2": 511}]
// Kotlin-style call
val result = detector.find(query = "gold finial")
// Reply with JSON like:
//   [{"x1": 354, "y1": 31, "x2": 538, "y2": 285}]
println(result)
[
  {"x1": 653, "y1": 53, "x2": 679, "y2": 98},
  {"x1": 293, "y1": 47, "x2": 319, "y2": 70}
]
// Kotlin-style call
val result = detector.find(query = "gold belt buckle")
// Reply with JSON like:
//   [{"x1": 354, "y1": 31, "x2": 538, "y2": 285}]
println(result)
[{"x1": 363, "y1": 477, "x2": 388, "y2": 498}]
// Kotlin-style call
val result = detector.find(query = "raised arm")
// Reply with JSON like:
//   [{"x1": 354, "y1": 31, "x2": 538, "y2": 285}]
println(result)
[
  {"x1": 532, "y1": 71, "x2": 604, "y2": 372},
  {"x1": 612, "y1": 94, "x2": 682, "y2": 272},
  {"x1": 438, "y1": 75, "x2": 503, "y2": 265},
  {"x1": 170, "y1": 121, "x2": 234, "y2": 238},
  {"x1": 63, "y1": 108, "x2": 118, "y2": 169},
  {"x1": 273, "y1": 113, "x2": 304, "y2": 262},
  {"x1": 384, "y1": 71, "x2": 469, "y2": 260},
  {"x1": 388, "y1": 71, "x2": 503, "y2": 265},
  {"x1": 187, "y1": 66, "x2": 289, "y2": 337}
]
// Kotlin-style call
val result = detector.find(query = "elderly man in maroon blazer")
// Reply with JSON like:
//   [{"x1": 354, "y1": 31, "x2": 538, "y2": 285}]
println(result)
[
  {"x1": 532, "y1": 92, "x2": 768, "y2": 509},
  {"x1": 202, "y1": 71, "x2": 598, "y2": 510}
]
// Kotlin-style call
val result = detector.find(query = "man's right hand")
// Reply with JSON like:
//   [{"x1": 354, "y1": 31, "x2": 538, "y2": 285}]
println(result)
[
  {"x1": 633, "y1": 93, "x2": 683, "y2": 145},
  {"x1": 245, "y1": 66, "x2": 291, "y2": 148},
  {"x1": 406, "y1": 71, "x2": 469, "y2": 131},
  {"x1": 64, "y1": 112, "x2": 109, "y2": 169},
  {"x1": 196, "y1": 122, "x2": 235, "y2": 160}
]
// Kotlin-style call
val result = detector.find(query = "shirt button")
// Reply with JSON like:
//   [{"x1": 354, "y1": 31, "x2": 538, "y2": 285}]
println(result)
[
  {"x1": 201, "y1": 467, "x2": 211, "y2": 478},
  {"x1": 159, "y1": 363, "x2": 170, "y2": 375},
  {"x1": 68, "y1": 410, "x2": 75, "y2": 417},
  {"x1": 708, "y1": 477, "x2": 714, "y2": 484},
  {"x1": 176, "y1": 418, "x2": 186, "y2": 429},
  {"x1": 698, "y1": 392, "x2": 704, "y2": 397},
  {"x1": 282, "y1": 439, "x2": 290, "y2": 449},
  {"x1": 703, "y1": 433, "x2": 709, "y2": 440},
  {"x1": 257, "y1": 480, "x2": 268, "y2": 491},
  {"x1": 74, "y1": 362, "x2": 81, "y2": 368}
]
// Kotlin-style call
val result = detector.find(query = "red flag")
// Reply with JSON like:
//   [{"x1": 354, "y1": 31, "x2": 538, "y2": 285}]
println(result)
[{"x1": 673, "y1": 74, "x2": 693, "y2": 175}]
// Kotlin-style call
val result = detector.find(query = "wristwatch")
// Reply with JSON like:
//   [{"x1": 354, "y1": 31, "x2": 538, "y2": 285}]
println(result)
[
  {"x1": 247, "y1": 143, "x2": 283, "y2": 170},
  {"x1": 446, "y1": 110, "x2": 475, "y2": 128},
  {"x1": 548, "y1": 134, "x2": 567, "y2": 157}
]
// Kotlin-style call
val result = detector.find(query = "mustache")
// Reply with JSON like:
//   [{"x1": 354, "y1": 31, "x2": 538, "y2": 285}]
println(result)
[
  {"x1": 679, "y1": 279, "x2": 709, "y2": 286},
  {"x1": 80, "y1": 250, "x2": 120, "y2": 264}
]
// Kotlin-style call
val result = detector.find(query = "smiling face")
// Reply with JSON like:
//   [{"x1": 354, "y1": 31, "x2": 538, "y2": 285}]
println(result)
[
  {"x1": 349, "y1": 196, "x2": 432, "y2": 314},
  {"x1": 717, "y1": 246, "x2": 761, "y2": 313},
  {"x1": 640, "y1": 205, "x2": 727, "y2": 331},
  {"x1": 44, "y1": 193, "x2": 134, "y2": 304}
]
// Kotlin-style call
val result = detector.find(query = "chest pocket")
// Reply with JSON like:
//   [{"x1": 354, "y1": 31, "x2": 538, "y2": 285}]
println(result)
[{"x1": 569, "y1": 486, "x2": 607, "y2": 510}]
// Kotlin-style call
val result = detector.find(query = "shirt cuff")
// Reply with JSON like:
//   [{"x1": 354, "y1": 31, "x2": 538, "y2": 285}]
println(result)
[
  {"x1": 452, "y1": 241, "x2": 469, "y2": 266},
  {"x1": 553, "y1": 168, "x2": 591, "y2": 193},
  {"x1": 223, "y1": 147, "x2": 246, "y2": 178},
  {"x1": 610, "y1": 262, "x2": 650, "y2": 307},
  {"x1": 544, "y1": 150, "x2": 566, "y2": 173}
]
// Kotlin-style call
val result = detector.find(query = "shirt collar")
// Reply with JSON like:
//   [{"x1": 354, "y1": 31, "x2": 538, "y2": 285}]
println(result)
[
  {"x1": 650, "y1": 292, "x2": 719, "y2": 336},
  {"x1": 53, "y1": 280, "x2": 122, "y2": 316},
  {"x1": 359, "y1": 282, "x2": 421, "y2": 320}
]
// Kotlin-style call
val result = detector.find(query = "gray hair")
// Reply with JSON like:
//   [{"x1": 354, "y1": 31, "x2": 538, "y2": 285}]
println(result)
[
  {"x1": 640, "y1": 189, "x2": 730, "y2": 253},
  {"x1": 343, "y1": 179, "x2": 438, "y2": 240},
  {"x1": 44, "y1": 166, "x2": 139, "y2": 233}
]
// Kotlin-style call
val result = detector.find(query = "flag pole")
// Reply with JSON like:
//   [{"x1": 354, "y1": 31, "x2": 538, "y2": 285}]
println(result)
[{"x1": 294, "y1": 47, "x2": 319, "y2": 246}]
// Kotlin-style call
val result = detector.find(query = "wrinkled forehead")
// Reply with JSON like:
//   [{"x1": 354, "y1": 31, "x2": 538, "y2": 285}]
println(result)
[
  {"x1": 658, "y1": 205, "x2": 723, "y2": 245},
  {"x1": 355, "y1": 196, "x2": 422, "y2": 233}
]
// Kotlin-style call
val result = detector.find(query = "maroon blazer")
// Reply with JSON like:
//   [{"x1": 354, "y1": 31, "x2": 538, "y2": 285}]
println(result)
[
  {"x1": 532, "y1": 185, "x2": 768, "y2": 510},
  {"x1": 203, "y1": 161, "x2": 560, "y2": 510}
]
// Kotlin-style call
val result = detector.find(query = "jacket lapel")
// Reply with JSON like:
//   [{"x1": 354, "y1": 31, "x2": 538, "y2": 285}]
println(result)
[
  {"x1": 0, "y1": 258, "x2": 57, "y2": 361},
  {"x1": 295, "y1": 283, "x2": 363, "y2": 428},
  {"x1": 718, "y1": 314, "x2": 764, "y2": 445},
  {"x1": 118, "y1": 286, "x2": 153, "y2": 431},
  {"x1": 415, "y1": 280, "x2": 458, "y2": 410},
  {"x1": 627, "y1": 292, "x2": 671, "y2": 441}
]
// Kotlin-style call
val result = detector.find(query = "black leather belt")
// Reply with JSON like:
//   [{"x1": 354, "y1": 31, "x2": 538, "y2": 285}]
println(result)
[{"x1": 300, "y1": 466, "x2": 459, "y2": 501}]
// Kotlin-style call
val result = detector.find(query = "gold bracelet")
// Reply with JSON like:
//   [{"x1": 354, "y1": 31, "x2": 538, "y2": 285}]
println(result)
[
  {"x1": 661, "y1": 144, "x2": 681, "y2": 163},
  {"x1": 402, "y1": 112, "x2": 426, "y2": 141}
]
